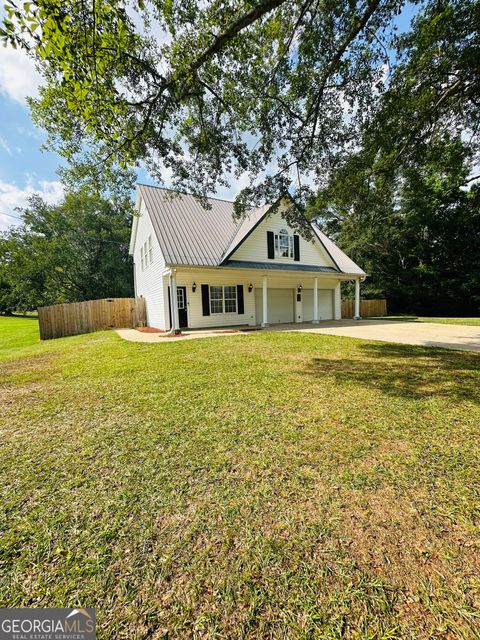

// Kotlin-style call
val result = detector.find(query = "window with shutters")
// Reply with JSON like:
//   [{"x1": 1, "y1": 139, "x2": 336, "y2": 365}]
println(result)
[
  {"x1": 140, "y1": 246, "x2": 144, "y2": 270},
  {"x1": 210, "y1": 285, "x2": 237, "y2": 314},
  {"x1": 275, "y1": 229, "x2": 294, "y2": 258},
  {"x1": 224, "y1": 286, "x2": 237, "y2": 312}
]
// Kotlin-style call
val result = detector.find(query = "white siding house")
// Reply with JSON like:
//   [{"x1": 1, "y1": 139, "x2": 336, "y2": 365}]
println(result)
[
  {"x1": 129, "y1": 186, "x2": 366, "y2": 332},
  {"x1": 131, "y1": 196, "x2": 169, "y2": 329}
]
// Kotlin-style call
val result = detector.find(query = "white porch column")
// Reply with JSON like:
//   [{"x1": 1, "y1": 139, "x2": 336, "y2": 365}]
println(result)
[
  {"x1": 312, "y1": 278, "x2": 319, "y2": 323},
  {"x1": 354, "y1": 278, "x2": 361, "y2": 320},
  {"x1": 334, "y1": 282, "x2": 342, "y2": 320},
  {"x1": 262, "y1": 275, "x2": 269, "y2": 327},
  {"x1": 169, "y1": 270, "x2": 180, "y2": 333}
]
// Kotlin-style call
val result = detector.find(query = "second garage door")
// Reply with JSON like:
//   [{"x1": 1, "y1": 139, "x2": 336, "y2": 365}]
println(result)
[
  {"x1": 302, "y1": 289, "x2": 334, "y2": 321},
  {"x1": 255, "y1": 288, "x2": 295, "y2": 325}
]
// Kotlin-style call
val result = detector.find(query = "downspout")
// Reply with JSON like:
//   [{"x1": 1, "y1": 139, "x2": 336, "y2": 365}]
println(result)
[{"x1": 168, "y1": 268, "x2": 181, "y2": 334}]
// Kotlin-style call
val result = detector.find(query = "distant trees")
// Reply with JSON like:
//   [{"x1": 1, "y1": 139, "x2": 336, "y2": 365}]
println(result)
[
  {"x1": 311, "y1": 137, "x2": 480, "y2": 315},
  {"x1": 307, "y1": 0, "x2": 480, "y2": 315},
  {"x1": 0, "y1": 190, "x2": 134, "y2": 313},
  {"x1": 1, "y1": 0, "x2": 479, "y2": 315}
]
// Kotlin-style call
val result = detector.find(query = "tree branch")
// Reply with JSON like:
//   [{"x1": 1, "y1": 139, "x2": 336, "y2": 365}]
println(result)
[
  {"x1": 307, "y1": 0, "x2": 383, "y2": 148},
  {"x1": 186, "y1": 0, "x2": 289, "y2": 80}
]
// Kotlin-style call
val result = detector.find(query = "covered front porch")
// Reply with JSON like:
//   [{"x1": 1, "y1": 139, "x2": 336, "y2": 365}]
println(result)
[
  {"x1": 166, "y1": 266, "x2": 363, "y2": 333},
  {"x1": 252, "y1": 274, "x2": 363, "y2": 328}
]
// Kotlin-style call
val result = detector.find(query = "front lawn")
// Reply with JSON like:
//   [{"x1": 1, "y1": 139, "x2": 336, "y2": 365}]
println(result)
[
  {"x1": 0, "y1": 314, "x2": 40, "y2": 358},
  {"x1": 1, "y1": 317, "x2": 479, "y2": 639},
  {"x1": 374, "y1": 315, "x2": 480, "y2": 326}
]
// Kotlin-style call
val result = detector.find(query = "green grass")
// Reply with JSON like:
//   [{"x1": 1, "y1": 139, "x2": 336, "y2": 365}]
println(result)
[
  {"x1": 373, "y1": 315, "x2": 480, "y2": 326},
  {"x1": 0, "y1": 315, "x2": 40, "y2": 357},
  {"x1": 1, "y1": 317, "x2": 479, "y2": 639}
]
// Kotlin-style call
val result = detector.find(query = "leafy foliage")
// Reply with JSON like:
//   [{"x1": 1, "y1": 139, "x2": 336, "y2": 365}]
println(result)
[
  {"x1": 0, "y1": 190, "x2": 133, "y2": 312},
  {"x1": 311, "y1": 136, "x2": 480, "y2": 314},
  {"x1": 368, "y1": 0, "x2": 480, "y2": 172},
  {"x1": 307, "y1": 0, "x2": 480, "y2": 315},
  {"x1": 1, "y1": 0, "x2": 478, "y2": 215},
  {"x1": 1, "y1": 0, "x2": 409, "y2": 214},
  {"x1": 1, "y1": 0, "x2": 479, "y2": 315}
]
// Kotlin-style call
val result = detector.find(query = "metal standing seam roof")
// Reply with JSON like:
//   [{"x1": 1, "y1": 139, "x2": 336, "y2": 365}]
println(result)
[
  {"x1": 136, "y1": 185, "x2": 366, "y2": 276},
  {"x1": 139, "y1": 185, "x2": 240, "y2": 266},
  {"x1": 312, "y1": 225, "x2": 366, "y2": 276},
  {"x1": 220, "y1": 203, "x2": 271, "y2": 261}
]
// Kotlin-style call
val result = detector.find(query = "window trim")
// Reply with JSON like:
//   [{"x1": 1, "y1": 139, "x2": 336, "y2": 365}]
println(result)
[
  {"x1": 177, "y1": 287, "x2": 185, "y2": 310},
  {"x1": 209, "y1": 285, "x2": 238, "y2": 314},
  {"x1": 140, "y1": 246, "x2": 144, "y2": 271},
  {"x1": 274, "y1": 228, "x2": 294, "y2": 259},
  {"x1": 143, "y1": 241, "x2": 148, "y2": 267},
  {"x1": 148, "y1": 235, "x2": 153, "y2": 264}
]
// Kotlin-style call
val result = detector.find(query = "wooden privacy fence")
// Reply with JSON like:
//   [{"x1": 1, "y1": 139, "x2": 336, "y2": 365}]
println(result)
[
  {"x1": 342, "y1": 299, "x2": 387, "y2": 318},
  {"x1": 38, "y1": 297, "x2": 146, "y2": 340}
]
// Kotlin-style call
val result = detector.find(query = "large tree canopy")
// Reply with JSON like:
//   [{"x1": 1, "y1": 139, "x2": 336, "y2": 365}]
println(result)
[
  {"x1": 0, "y1": 190, "x2": 133, "y2": 312},
  {"x1": 3, "y1": 0, "x2": 477, "y2": 217},
  {"x1": 311, "y1": 135, "x2": 480, "y2": 314}
]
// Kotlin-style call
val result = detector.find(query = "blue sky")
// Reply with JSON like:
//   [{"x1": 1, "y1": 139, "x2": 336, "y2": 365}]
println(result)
[
  {"x1": 0, "y1": 31, "x2": 67, "y2": 230},
  {"x1": 0, "y1": 2, "x2": 418, "y2": 231}
]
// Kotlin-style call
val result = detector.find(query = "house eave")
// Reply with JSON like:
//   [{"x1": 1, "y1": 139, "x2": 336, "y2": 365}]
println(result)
[
  {"x1": 128, "y1": 190, "x2": 143, "y2": 255},
  {"x1": 222, "y1": 260, "x2": 340, "y2": 274},
  {"x1": 166, "y1": 261, "x2": 362, "y2": 278}
]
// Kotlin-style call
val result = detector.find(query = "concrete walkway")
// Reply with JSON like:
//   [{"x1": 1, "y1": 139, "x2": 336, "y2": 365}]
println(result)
[
  {"x1": 117, "y1": 320, "x2": 480, "y2": 352},
  {"x1": 116, "y1": 327, "x2": 252, "y2": 343}
]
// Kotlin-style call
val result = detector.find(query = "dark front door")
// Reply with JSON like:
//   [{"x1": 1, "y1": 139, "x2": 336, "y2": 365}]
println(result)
[{"x1": 176, "y1": 286, "x2": 188, "y2": 328}]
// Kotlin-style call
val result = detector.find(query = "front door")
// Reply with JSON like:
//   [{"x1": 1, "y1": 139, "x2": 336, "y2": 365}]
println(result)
[{"x1": 176, "y1": 286, "x2": 188, "y2": 328}]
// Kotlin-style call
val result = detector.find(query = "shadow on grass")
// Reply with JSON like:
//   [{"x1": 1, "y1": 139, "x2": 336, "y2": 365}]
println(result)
[
  {"x1": 0, "y1": 313, "x2": 38, "y2": 320},
  {"x1": 303, "y1": 341, "x2": 480, "y2": 404}
]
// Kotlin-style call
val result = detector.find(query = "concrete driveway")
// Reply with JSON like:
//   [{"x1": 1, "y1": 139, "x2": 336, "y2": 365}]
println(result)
[
  {"x1": 117, "y1": 319, "x2": 480, "y2": 352},
  {"x1": 279, "y1": 319, "x2": 480, "y2": 353}
]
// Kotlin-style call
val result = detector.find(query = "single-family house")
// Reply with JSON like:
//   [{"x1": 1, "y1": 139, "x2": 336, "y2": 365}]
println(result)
[{"x1": 129, "y1": 185, "x2": 366, "y2": 332}]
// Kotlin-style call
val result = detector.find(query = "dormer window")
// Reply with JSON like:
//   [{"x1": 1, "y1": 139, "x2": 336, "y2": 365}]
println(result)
[{"x1": 275, "y1": 229, "x2": 294, "y2": 258}]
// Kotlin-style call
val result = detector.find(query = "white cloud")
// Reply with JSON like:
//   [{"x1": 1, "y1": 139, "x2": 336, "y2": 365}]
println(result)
[
  {"x1": 0, "y1": 44, "x2": 41, "y2": 105},
  {"x1": 0, "y1": 136, "x2": 12, "y2": 156},
  {"x1": 0, "y1": 178, "x2": 64, "y2": 230}
]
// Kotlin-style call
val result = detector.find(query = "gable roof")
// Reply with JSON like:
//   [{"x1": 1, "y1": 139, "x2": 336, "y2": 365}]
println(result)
[
  {"x1": 136, "y1": 185, "x2": 238, "y2": 267},
  {"x1": 132, "y1": 184, "x2": 366, "y2": 276},
  {"x1": 220, "y1": 203, "x2": 271, "y2": 263},
  {"x1": 312, "y1": 225, "x2": 365, "y2": 276}
]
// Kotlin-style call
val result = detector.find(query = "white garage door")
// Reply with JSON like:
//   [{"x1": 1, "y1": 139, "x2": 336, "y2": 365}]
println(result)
[
  {"x1": 302, "y1": 289, "x2": 334, "y2": 321},
  {"x1": 255, "y1": 288, "x2": 294, "y2": 324}
]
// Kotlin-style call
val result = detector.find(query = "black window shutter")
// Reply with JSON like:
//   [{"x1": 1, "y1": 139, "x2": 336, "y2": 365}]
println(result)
[
  {"x1": 201, "y1": 284, "x2": 210, "y2": 316},
  {"x1": 267, "y1": 231, "x2": 275, "y2": 259},
  {"x1": 237, "y1": 285, "x2": 244, "y2": 314},
  {"x1": 293, "y1": 234, "x2": 300, "y2": 261}
]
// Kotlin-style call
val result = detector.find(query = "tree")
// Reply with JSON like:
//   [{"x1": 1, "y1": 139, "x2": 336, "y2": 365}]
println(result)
[
  {"x1": 2, "y1": 0, "x2": 478, "y2": 217},
  {"x1": 306, "y1": 0, "x2": 480, "y2": 315},
  {"x1": 0, "y1": 190, "x2": 134, "y2": 312},
  {"x1": 0, "y1": 0, "x2": 411, "y2": 219},
  {"x1": 358, "y1": 0, "x2": 480, "y2": 183},
  {"x1": 311, "y1": 136, "x2": 480, "y2": 314}
]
